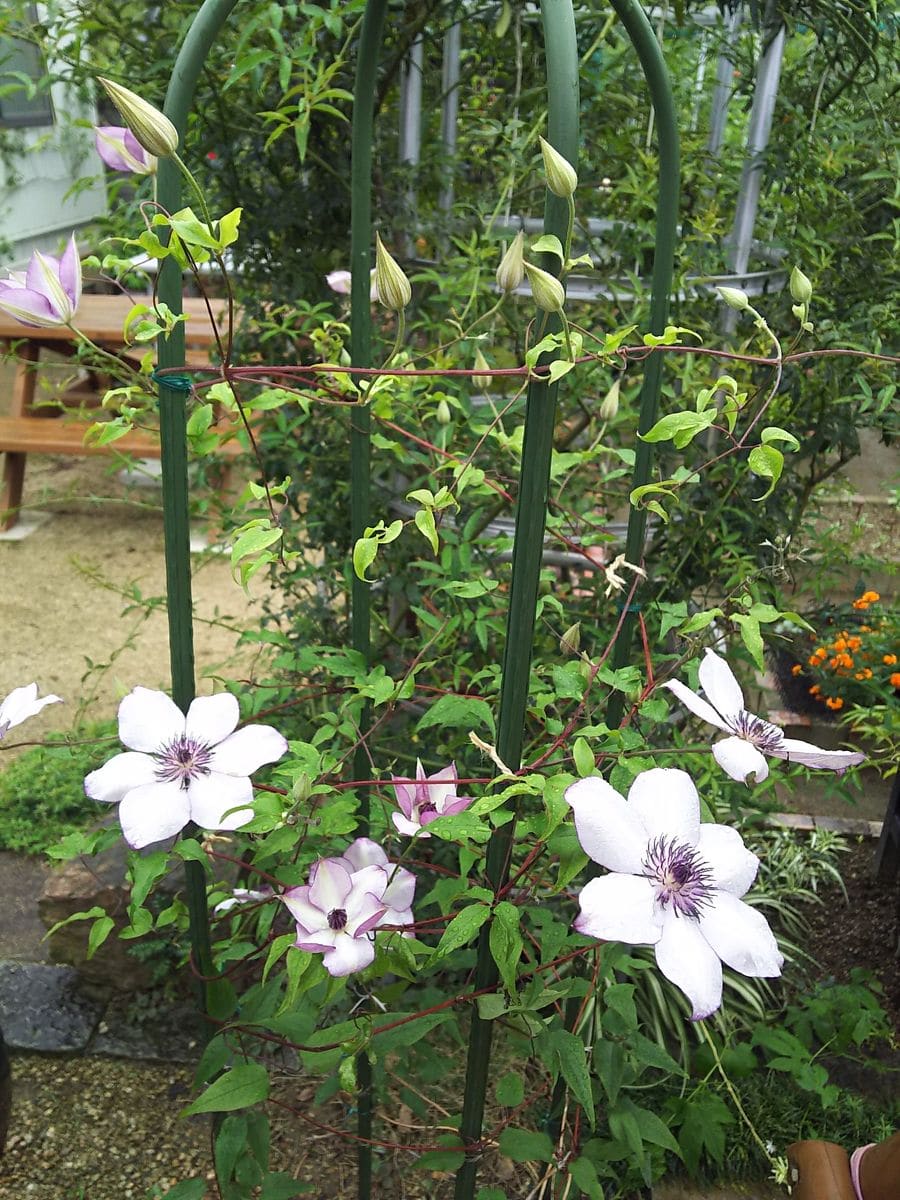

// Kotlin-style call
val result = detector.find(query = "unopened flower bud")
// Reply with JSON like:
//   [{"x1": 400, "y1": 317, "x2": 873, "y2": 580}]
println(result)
[
  {"x1": 473, "y1": 348, "x2": 492, "y2": 390},
  {"x1": 599, "y1": 377, "x2": 621, "y2": 421},
  {"x1": 524, "y1": 262, "x2": 565, "y2": 313},
  {"x1": 291, "y1": 773, "x2": 312, "y2": 806},
  {"x1": 717, "y1": 285, "x2": 750, "y2": 312},
  {"x1": 98, "y1": 77, "x2": 179, "y2": 158},
  {"x1": 560, "y1": 621, "x2": 581, "y2": 656},
  {"x1": 496, "y1": 230, "x2": 525, "y2": 293},
  {"x1": 791, "y1": 303, "x2": 805, "y2": 322},
  {"x1": 436, "y1": 397, "x2": 452, "y2": 425},
  {"x1": 789, "y1": 266, "x2": 812, "y2": 305},
  {"x1": 374, "y1": 234, "x2": 411, "y2": 311},
  {"x1": 539, "y1": 136, "x2": 577, "y2": 199}
]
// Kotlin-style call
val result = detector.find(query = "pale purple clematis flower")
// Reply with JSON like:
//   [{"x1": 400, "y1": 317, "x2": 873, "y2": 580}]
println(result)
[
  {"x1": 337, "y1": 837, "x2": 416, "y2": 930},
  {"x1": 664, "y1": 648, "x2": 865, "y2": 784},
  {"x1": 326, "y1": 268, "x2": 378, "y2": 302},
  {"x1": 391, "y1": 760, "x2": 473, "y2": 838},
  {"x1": 84, "y1": 686, "x2": 288, "y2": 849},
  {"x1": 283, "y1": 859, "x2": 389, "y2": 977},
  {"x1": 0, "y1": 235, "x2": 81, "y2": 328},
  {"x1": 95, "y1": 125, "x2": 157, "y2": 175},
  {"x1": 0, "y1": 683, "x2": 62, "y2": 740},
  {"x1": 567, "y1": 768, "x2": 783, "y2": 1020}
]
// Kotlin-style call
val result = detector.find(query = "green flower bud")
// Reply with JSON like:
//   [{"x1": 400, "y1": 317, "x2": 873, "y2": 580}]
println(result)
[
  {"x1": 496, "y1": 230, "x2": 525, "y2": 293},
  {"x1": 560, "y1": 621, "x2": 581, "y2": 656},
  {"x1": 374, "y1": 233, "x2": 411, "y2": 311},
  {"x1": 98, "y1": 77, "x2": 179, "y2": 158},
  {"x1": 717, "y1": 285, "x2": 750, "y2": 312},
  {"x1": 291, "y1": 773, "x2": 312, "y2": 806},
  {"x1": 790, "y1": 266, "x2": 812, "y2": 305},
  {"x1": 539, "y1": 136, "x2": 578, "y2": 199},
  {"x1": 524, "y1": 262, "x2": 565, "y2": 313},
  {"x1": 599, "y1": 377, "x2": 621, "y2": 421},
  {"x1": 791, "y1": 303, "x2": 805, "y2": 322},
  {"x1": 436, "y1": 397, "x2": 452, "y2": 425},
  {"x1": 473, "y1": 348, "x2": 492, "y2": 390}
]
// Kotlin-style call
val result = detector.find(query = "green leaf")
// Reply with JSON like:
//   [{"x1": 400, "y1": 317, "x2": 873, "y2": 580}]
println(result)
[
  {"x1": 546, "y1": 1029, "x2": 595, "y2": 1126},
  {"x1": 414, "y1": 506, "x2": 439, "y2": 555},
  {"x1": 530, "y1": 233, "x2": 565, "y2": 261},
  {"x1": 86, "y1": 916, "x2": 114, "y2": 959},
  {"x1": 476, "y1": 993, "x2": 508, "y2": 1020},
  {"x1": 573, "y1": 737, "x2": 594, "y2": 777},
  {"x1": 433, "y1": 904, "x2": 490, "y2": 960},
  {"x1": 732, "y1": 613, "x2": 764, "y2": 671},
  {"x1": 260, "y1": 1170, "x2": 314, "y2": 1198},
  {"x1": 761, "y1": 425, "x2": 800, "y2": 452},
  {"x1": 569, "y1": 1156, "x2": 604, "y2": 1199},
  {"x1": 639, "y1": 409, "x2": 714, "y2": 449},
  {"x1": 182, "y1": 1063, "x2": 269, "y2": 1116},
  {"x1": 747, "y1": 444, "x2": 784, "y2": 500},
  {"x1": 495, "y1": 1072, "x2": 525, "y2": 1107},
  {"x1": 129, "y1": 849, "x2": 170, "y2": 908},
  {"x1": 498, "y1": 1128, "x2": 554, "y2": 1163},
  {"x1": 417, "y1": 692, "x2": 495, "y2": 736},
  {"x1": 352, "y1": 536, "x2": 378, "y2": 581},
  {"x1": 490, "y1": 901, "x2": 523, "y2": 995}
]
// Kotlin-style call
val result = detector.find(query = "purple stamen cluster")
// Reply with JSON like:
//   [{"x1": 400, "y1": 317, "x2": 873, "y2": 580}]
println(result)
[
  {"x1": 643, "y1": 836, "x2": 714, "y2": 919},
  {"x1": 730, "y1": 710, "x2": 785, "y2": 753},
  {"x1": 154, "y1": 736, "x2": 214, "y2": 789},
  {"x1": 327, "y1": 908, "x2": 348, "y2": 931}
]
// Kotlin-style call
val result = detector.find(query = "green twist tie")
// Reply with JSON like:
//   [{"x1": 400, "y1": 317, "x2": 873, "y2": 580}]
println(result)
[{"x1": 151, "y1": 369, "x2": 193, "y2": 393}]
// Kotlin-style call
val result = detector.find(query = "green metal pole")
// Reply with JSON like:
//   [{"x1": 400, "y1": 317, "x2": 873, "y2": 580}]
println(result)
[
  {"x1": 605, "y1": 0, "x2": 681, "y2": 720},
  {"x1": 453, "y1": 4, "x2": 579, "y2": 1197},
  {"x1": 157, "y1": 0, "x2": 243, "y2": 1015},
  {"x1": 350, "y1": 4, "x2": 388, "y2": 1196}
]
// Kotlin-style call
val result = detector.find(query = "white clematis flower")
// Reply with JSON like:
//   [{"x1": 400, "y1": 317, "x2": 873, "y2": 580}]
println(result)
[
  {"x1": 566, "y1": 768, "x2": 783, "y2": 1020},
  {"x1": 84, "y1": 686, "x2": 288, "y2": 849},
  {"x1": 664, "y1": 648, "x2": 865, "y2": 784},
  {"x1": 0, "y1": 683, "x2": 62, "y2": 740}
]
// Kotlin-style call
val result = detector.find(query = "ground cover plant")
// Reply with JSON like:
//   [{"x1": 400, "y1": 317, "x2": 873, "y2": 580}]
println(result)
[{"x1": 0, "y1": 1, "x2": 897, "y2": 1198}]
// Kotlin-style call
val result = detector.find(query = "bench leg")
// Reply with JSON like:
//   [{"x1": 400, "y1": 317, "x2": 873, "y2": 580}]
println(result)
[{"x1": 0, "y1": 343, "x2": 40, "y2": 530}]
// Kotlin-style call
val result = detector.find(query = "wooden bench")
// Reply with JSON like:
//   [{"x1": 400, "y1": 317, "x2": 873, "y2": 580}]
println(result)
[{"x1": 0, "y1": 293, "x2": 245, "y2": 531}]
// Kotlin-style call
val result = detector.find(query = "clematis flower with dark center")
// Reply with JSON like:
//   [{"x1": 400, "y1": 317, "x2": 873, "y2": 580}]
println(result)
[
  {"x1": 282, "y1": 859, "x2": 389, "y2": 977},
  {"x1": 664, "y1": 648, "x2": 865, "y2": 783},
  {"x1": 0, "y1": 683, "x2": 62, "y2": 740},
  {"x1": 84, "y1": 686, "x2": 287, "y2": 849},
  {"x1": 0, "y1": 235, "x2": 81, "y2": 329},
  {"x1": 566, "y1": 768, "x2": 783, "y2": 1019},
  {"x1": 95, "y1": 125, "x2": 156, "y2": 175},
  {"x1": 391, "y1": 760, "x2": 473, "y2": 838}
]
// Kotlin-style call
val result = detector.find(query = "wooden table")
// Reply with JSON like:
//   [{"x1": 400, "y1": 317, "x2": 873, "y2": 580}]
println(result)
[{"x1": 0, "y1": 293, "x2": 243, "y2": 530}]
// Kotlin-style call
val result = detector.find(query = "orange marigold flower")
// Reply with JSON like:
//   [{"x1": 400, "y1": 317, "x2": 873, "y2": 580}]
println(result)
[
  {"x1": 863, "y1": 590, "x2": 880, "y2": 603},
  {"x1": 825, "y1": 696, "x2": 844, "y2": 710},
  {"x1": 791, "y1": 664, "x2": 803, "y2": 676},
  {"x1": 808, "y1": 684, "x2": 821, "y2": 695},
  {"x1": 891, "y1": 673, "x2": 900, "y2": 688},
  {"x1": 862, "y1": 668, "x2": 873, "y2": 679},
  {"x1": 852, "y1": 600, "x2": 869, "y2": 611},
  {"x1": 860, "y1": 625, "x2": 872, "y2": 633},
  {"x1": 808, "y1": 655, "x2": 820, "y2": 667},
  {"x1": 884, "y1": 654, "x2": 898, "y2": 666},
  {"x1": 847, "y1": 637, "x2": 862, "y2": 651},
  {"x1": 834, "y1": 637, "x2": 847, "y2": 651}
]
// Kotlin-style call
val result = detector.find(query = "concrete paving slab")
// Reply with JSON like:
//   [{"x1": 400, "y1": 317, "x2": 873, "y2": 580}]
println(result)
[
  {"x1": 0, "y1": 852, "x2": 51, "y2": 963},
  {"x1": 0, "y1": 962, "x2": 103, "y2": 1051}
]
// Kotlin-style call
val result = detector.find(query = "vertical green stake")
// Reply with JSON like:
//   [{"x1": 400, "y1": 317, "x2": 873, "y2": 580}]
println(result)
[
  {"x1": 158, "y1": 0, "x2": 242, "y2": 1020},
  {"x1": 350, "y1": 4, "x2": 387, "y2": 1197},
  {"x1": 453, "y1": 3, "x2": 579, "y2": 1197}
]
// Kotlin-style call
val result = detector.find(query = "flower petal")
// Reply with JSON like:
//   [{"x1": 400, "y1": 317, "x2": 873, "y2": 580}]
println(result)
[
  {"x1": 391, "y1": 812, "x2": 424, "y2": 837},
  {"x1": 697, "y1": 824, "x2": 759, "y2": 897},
  {"x1": 0, "y1": 683, "x2": 62, "y2": 731},
  {"x1": 574, "y1": 873, "x2": 661, "y2": 944},
  {"x1": 0, "y1": 285, "x2": 65, "y2": 328},
  {"x1": 391, "y1": 777, "x2": 417, "y2": 819},
  {"x1": 383, "y1": 866, "x2": 416, "y2": 914},
  {"x1": 342, "y1": 837, "x2": 389, "y2": 872},
  {"x1": 662, "y1": 679, "x2": 732, "y2": 734},
  {"x1": 118, "y1": 687, "x2": 184, "y2": 752},
  {"x1": 309, "y1": 859, "x2": 352, "y2": 913},
  {"x1": 654, "y1": 914, "x2": 723, "y2": 1020},
  {"x1": 627, "y1": 768, "x2": 701, "y2": 846},
  {"x1": 565, "y1": 776, "x2": 648, "y2": 873},
  {"x1": 323, "y1": 932, "x2": 376, "y2": 977},
  {"x1": 698, "y1": 649, "x2": 745, "y2": 722},
  {"x1": 712, "y1": 736, "x2": 769, "y2": 784},
  {"x1": 282, "y1": 886, "x2": 326, "y2": 931},
  {"x1": 209, "y1": 724, "x2": 287, "y2": 775},
  {"x1": 184, "y1": 693, "x2": 239, "y2": 746},
  {"x1": 776, "y1": 739, "x2": 865, "y2": 774},
  {"x1": 698, "y1": 892, "x2": 783, "y2": 979},
  {"x1": 117, "y1": 780, "x2": 190, "y2": 848},
  {"x1": 296, "y1": 929, "x2": 338, "y2": 953},
  {"x1": 84, "y1": 751, "x2": 158, "y2": 804},
  {"x1": 188, "y1": 771, "x2": 254, "y2": 831},
  {"x1": 58, "y1": 235, "x2": 82, "y2": 310}
]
